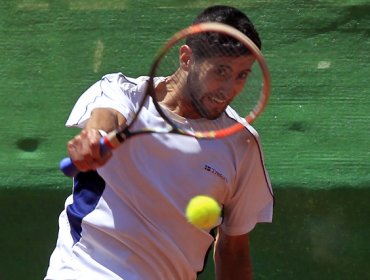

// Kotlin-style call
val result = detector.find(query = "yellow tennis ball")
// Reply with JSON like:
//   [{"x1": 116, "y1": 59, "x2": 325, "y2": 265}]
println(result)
[{"x1": 185, "y1": 195, "x2": 221, "y2": 229}]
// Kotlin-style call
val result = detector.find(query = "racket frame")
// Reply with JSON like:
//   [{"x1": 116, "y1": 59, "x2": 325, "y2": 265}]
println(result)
[
  {"x1": 60, "y1": 22, "x2": 271, "y2": 177},
  {"x1": 119, "y1": 22, "x2": 271, "y2": 141}
]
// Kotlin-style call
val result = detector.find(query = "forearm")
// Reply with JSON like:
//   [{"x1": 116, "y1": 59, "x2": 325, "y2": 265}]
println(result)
[
  {"x1": 67, "y1": 108, "x2": 126, "y2": 171},
  {"x1": 85, "y1": 108, "x2": 126, "y2": 132},
  {"x1": 214, "y1": 250, "x2": 252, "y2": 279},
  {"x1": 214, "y1": 230, "x2": 253, "y2": 280}
]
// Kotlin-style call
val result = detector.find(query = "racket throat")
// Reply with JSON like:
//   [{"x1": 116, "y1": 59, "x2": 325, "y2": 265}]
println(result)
[
  {"x1": 115, "y1": 127, "x2": 132, "y2": 143},
  {"x1": 103, "y1": 127, "x2": 132, "y2": 150}
]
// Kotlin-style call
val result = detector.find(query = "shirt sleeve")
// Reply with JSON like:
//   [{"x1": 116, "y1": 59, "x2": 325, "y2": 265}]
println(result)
[
  {"x1": 220, "y1": 131, "x2": 274, "y2": 236},
  {"x1": 65, "y1": 73, "x2": 139, "y2": 128}
]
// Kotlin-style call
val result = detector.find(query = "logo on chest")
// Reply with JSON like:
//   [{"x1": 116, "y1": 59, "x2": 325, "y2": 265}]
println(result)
[{"x1": 204, "y1": 164, "x2": 228, "y2": 183}]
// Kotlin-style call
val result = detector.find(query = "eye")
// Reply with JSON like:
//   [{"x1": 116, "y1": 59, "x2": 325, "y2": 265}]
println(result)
[
  {"x1": 214, "y1": 65, "x2": 231, "y2": 79},
  {"x1": 215, "y1": 67, "x2": 227, "y2": 77},
  {"x1": 238, "y1": 70, "x2": 251, "y2": 80}
]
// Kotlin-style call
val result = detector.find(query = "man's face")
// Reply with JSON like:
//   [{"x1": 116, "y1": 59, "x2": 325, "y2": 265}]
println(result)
[{"x1": 186, "y1": 54, "x2": 255, "y2": 119}]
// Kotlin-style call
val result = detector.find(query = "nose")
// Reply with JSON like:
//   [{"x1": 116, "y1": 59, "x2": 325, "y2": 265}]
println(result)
[{"x1": 219, "y1": 79, "x2": 239, "y2": 99}]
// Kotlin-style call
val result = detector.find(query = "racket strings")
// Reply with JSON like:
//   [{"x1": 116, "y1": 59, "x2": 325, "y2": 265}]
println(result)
[
  {"x1": 152, "y1": 26, "x2": 267, "y2": 135},
  {"x1": 186, "y1": 32, "x2": 251, "y2": 58}
]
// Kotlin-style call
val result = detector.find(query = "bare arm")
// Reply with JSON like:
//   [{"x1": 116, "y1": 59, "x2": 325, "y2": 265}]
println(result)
[
  {"x1": 214, "y1": 227, "x2": 253, "y2": 280},
  {"x1": 84, "y1": 107, "x2": 126, "y2": 132},
  {"x1": 67, "y1": 108, "x2": 126, "y2": 172}
]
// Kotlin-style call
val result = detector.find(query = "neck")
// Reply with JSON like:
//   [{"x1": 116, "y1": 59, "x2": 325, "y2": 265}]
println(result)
[{"x1": 155, "y1": 70, "x2": 201, "y2": 119}]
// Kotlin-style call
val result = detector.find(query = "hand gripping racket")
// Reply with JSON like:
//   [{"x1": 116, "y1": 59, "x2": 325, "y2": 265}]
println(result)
[{"x1": 60, "y1": 22, "x2": 271, "y2": 177}]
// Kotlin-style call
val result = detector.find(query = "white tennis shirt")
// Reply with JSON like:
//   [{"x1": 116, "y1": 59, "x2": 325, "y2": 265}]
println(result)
[{"x1": 45, "y1": 73, "x2": 273, "y2": 280}]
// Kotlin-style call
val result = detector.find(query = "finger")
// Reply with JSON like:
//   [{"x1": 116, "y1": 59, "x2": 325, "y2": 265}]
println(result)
[
  {"x1": 87, "y1": 129, "x2": 103, "y2": 159},
  {"x1": 67, "y1": 131, "x2": 96, "y2": 171}
]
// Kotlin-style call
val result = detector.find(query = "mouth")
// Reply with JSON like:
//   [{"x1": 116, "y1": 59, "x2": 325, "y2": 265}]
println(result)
[
  {"x1": 192, "y1": 91, "x2": 230, "y2": 119},
  {"x1": 208, "y1": 88, "x2": 234, "y2": 105},
  {"x1": 210, "y1": 95, "x2": 229, "y2": 105},
  {"x1": 210, "y1": 97, "x2": 227, "y2": 104}
]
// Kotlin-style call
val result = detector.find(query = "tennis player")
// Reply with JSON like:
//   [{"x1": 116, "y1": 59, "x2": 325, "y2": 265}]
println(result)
[{"x1": 45, "y1": 5, "x2": 274, "y2": 280}]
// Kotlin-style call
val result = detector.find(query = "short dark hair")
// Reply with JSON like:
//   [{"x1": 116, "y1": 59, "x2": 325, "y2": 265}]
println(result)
[{"x1": 186, "y1": 5, "x2": 261, "y2": 59}]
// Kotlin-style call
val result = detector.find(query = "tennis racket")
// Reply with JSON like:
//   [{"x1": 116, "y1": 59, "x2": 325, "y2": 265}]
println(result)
[{"x1": 60, "y1": 22, "x2": 271, "y2": 177}]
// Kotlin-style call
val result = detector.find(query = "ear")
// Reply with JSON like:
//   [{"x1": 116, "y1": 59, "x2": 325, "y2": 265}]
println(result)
[{"x1": 179, "y1": 45, "x2": 192, "y2": 71}]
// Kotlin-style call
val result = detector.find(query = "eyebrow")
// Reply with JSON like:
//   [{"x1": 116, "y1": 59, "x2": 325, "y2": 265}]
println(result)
[{"x1": 217, "y1": 64, "x2": 252, "y2": 74}]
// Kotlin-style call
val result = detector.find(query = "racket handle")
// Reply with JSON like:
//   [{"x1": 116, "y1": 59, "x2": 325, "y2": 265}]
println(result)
[
  {"x1": 59, "y1": 137, "x2": 111, "y2": 177},
  {"x1": 59, "y1": 157, "x2": 79, "y2": 177}
]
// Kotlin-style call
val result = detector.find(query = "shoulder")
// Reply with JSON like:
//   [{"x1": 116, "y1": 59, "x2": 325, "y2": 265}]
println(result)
[
  {"x1": 98, "y1": 73, "x2": 152, "y2": 106},
  {"x1": 65, "y1": 73, "x2": 149, "y2": 128},
  {"x1": 101, "y1": 72, "x2": 148, "y2": 90},
  {"x1": 223, "y1": 106, "x2": 261, "y2": 142}
]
